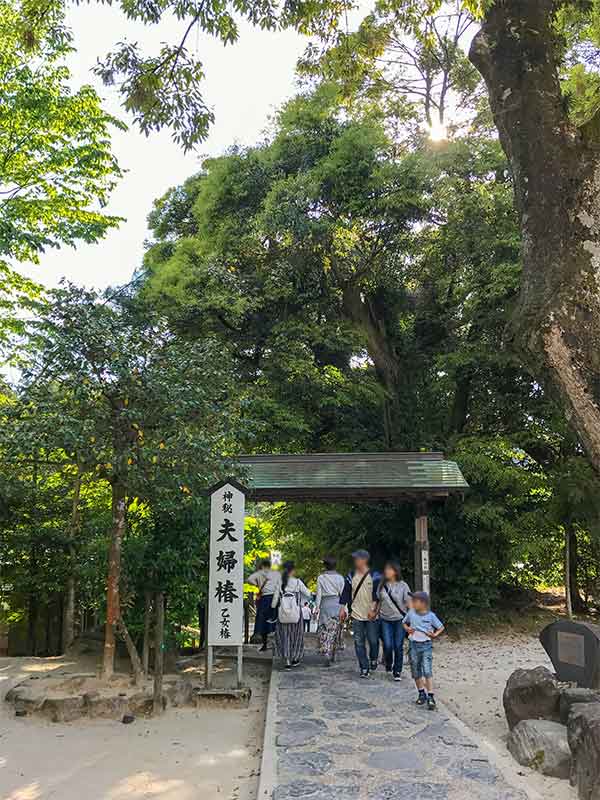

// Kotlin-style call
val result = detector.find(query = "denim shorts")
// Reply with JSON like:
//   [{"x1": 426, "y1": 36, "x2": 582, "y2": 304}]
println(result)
[{"x1": 409, "y1": 640, "x2": 433, "y2": 679}]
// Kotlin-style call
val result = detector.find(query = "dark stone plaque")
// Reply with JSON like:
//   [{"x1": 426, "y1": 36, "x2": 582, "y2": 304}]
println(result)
[
  {"x1": 540, "y1": 620, "x2": 600, "y2": 688},
  {"x1": 557, "y1": 631, "x2": 586, "y2": 668}
]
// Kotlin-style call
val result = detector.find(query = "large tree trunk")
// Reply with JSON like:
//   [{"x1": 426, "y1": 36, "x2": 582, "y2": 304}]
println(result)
[
  {"x1": 62, "y1": 465, "x2": 83, "y2": 653},
  {"x1": 102, "y1": 481, "x2": 126, "y2": 680},
  {"x1": 342, "y1": 285, "x2": 407, "y2": 448},
  {"x1": 470, "y1": 0, "x2": 600, "y2": 471}
]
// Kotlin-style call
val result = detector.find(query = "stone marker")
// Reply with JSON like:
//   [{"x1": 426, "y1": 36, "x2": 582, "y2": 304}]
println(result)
[
  {"x1": 507, "y1": 719, "x2": 571, "y2": 779},
  {"x1": 540, "y1": 620, "x2": 600, "y2": 689},
  {"x1": 567, "y1": 702, "x2": 600, "y2": 800},
  {"x1": 503, "y1": 666, "x2": 561, "y2": 730}
]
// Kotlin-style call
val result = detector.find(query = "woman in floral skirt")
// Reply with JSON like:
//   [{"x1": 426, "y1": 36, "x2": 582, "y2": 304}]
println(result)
[{"x1": 314, "y1": 556, "x2": 345, "y2": 665}]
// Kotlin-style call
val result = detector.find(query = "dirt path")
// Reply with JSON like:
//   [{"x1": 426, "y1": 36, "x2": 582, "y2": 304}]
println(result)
[{"x1": 0, "y1": 655, "x2": 269, "y2": 800}]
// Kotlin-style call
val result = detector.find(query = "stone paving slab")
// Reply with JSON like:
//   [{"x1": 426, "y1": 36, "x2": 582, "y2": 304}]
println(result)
[{"x1": 269, "y1": 644, "x2": 528, "y2": 800}]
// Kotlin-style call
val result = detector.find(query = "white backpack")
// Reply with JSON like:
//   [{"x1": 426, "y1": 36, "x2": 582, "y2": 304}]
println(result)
[{"x1": 278, "y1": 588, "x2": 300, "y2": 624}]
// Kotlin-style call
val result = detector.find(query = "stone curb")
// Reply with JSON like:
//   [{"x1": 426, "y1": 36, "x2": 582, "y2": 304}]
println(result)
[{"x1": 256, "y1": 662, "x2": 279, "y2": 800}]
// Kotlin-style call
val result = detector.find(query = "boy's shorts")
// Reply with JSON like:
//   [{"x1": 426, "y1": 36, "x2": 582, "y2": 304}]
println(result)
[{"x1": 409, "y1": 640, "x2": 433, "y2": 679}]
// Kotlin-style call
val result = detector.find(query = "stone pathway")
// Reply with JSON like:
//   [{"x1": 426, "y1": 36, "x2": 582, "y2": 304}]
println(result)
[{"x1": 269, "y1": 642, "x2": 528, "y2": 800}]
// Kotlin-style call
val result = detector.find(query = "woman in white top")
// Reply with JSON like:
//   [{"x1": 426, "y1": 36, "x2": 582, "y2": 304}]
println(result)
[
  {"x1": 315, "y1": 556, "x2": 346, "y2": 665},
  {"x1": 271, "y1": 560, "x2": 312, "y2": 668},
  {"x1": 247, "y1": 558, "x2": 281, "y2": 651}
]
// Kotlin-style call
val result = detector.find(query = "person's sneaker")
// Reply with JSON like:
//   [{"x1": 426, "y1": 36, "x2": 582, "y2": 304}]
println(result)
[
  {"x1": 291, "y1": 660, "x2": 301, "y2": 668},
  {"x1": 370, "y1": 661, "x2": 378, "y2": 672},
  {"x1": 393, "y1": 673, "x2": 402, "y2": 682},
  {"x1": 427, "y1": 694, "x2": 437, "y2": 711},
  {"x1": 416, "y1": 692, "x2": 427, "y2": 705},
  {"x1": 385, "y1": 666, "x2": 392, "y2": 673},
  {"x1": 258, "y1": 644, "x2": 267, "y2": 653},
  {"x1": 360, "y1": 669, "x2": 370, "y2": 678}
]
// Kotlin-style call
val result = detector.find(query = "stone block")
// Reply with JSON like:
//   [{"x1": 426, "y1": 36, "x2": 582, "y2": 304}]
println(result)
[
  {"x1": 567, "y1": 702, "x2": 600, "y2": 800},
  {"x1": 503, "y1": 666, "x2": 561, "y2": 730},
  {"x1": 507, "y1": 719, "x2": 571, "y2": 779}
]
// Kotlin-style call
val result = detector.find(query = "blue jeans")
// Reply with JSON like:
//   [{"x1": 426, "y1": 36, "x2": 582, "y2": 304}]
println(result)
[
  {"x1": 409, "y1": 640, "x2": 433, "y2": 679},
  {"x1": 352, "y1": 619, "x2": 380, "y2": 672},
  {"x1": 380, "y1": 619, "x2": 406, "y2": 675}
]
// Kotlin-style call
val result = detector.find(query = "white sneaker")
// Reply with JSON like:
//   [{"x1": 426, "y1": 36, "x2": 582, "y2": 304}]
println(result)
[{"x1": 393, "y1": 674, "x2": 402, "y2": 682}]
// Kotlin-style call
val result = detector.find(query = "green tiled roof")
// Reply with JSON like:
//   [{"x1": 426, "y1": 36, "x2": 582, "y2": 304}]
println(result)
[{"x1": 235, "y1": 453, "x2": 468, "y2": 500}]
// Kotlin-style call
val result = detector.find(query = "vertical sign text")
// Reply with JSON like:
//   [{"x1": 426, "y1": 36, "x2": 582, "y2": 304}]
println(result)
[{"x1": 208, "y1": 482, "x2": 245, "y2": 646}]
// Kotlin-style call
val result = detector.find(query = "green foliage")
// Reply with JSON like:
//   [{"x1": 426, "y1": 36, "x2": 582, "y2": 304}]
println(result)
[
  {"x1": 7, "y1": 284, "x2": 239, "y2": 499},
  {"x1": 0, "y1": 264, "x2": 43, "y2": 350},
  {"x1": 0, "y1": 0, "x2": 124, "y2": 262}
]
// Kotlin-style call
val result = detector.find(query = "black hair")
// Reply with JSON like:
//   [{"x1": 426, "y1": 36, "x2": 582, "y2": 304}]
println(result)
[
  {"x1": 281, "y1": 560, "x2": 295, "y2": 592},
  {"x1": 260, "y1": 558, "x2": 271, "y2": 569},
  {"x1": 323, "y1": 555, "x2": 337, "y2": 571},
  {"x1": 382, "y1": 560, "x2": 402, "y2": 583}
]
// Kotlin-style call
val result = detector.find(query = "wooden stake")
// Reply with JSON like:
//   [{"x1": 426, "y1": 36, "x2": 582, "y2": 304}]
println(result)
[
  {"x1": 142, "y1": 591, "x2": 152, "y2": 677},
  {"x1": 153, "y1": 591, "x2": 165, "y2": 715},
  {"x1": 565, "y1": 527, "x2": 573, "y2": 619}
]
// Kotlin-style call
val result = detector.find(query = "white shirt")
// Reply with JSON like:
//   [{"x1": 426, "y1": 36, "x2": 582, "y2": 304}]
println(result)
[
  {"x1": 315, "y1": 571, "x2": 345, "y2": 610},
  {"x1": 247, "y1": 568, "x2": 281, "y2": 596},
  {"x1": 302, "y1": 605, "x2": 312, "y2": 620},
  {"x1": 271, "y1": 576, "x2": 311, "y2": 607}
]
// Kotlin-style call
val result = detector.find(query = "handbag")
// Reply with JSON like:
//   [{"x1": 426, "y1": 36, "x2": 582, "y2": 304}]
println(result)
[
  {"x1": 383, "y1": 583, "x2": 406, "y2": 620},
  {"x1": 278, "y1": 581, "x2": 301, "y2": 624}
]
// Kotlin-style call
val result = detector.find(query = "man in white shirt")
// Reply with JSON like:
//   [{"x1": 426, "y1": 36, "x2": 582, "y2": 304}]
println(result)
[
  {"x1": 247, "y1": 558, "x2": 281, "y2": 651},
  {"x1": 339, "y1": 550, "x2": 382, "y2": 677}
]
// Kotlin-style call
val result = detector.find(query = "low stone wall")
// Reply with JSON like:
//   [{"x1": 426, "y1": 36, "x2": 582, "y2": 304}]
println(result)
[{"x1": 5, "y1": 671, "x2": 251, "y2": 722}]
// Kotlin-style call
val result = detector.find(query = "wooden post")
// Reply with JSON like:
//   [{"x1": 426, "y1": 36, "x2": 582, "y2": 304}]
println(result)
[
  {"x1": 237, "y1": 645, "x2": 243, "y2": 688},
  {"x1": 244, "y1": 596, "x2": 250, "y2": 645},
  {"x1": 414, "y1": 501, "x2": 430, "y2": 595},
  {"x1": 153, "y1": 591, "x2": 164, "y2": 715}
]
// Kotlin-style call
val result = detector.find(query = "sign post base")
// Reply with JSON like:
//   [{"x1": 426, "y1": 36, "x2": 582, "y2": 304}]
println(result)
[{"x1": 204, "y1": 644, "x2": 244, "y2": 689}]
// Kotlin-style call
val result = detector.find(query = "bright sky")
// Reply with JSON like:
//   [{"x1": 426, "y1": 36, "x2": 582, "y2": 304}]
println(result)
[{"x1": 23, "y1": 5, "x2": 308, "y2": 290}]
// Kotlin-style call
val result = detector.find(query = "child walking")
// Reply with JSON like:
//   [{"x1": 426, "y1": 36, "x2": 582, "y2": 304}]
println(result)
[{"x1": 403, "y1": 591, "x2": 444, "y2": 710}]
